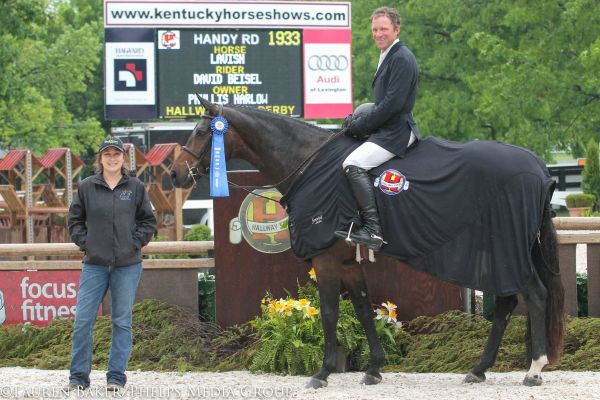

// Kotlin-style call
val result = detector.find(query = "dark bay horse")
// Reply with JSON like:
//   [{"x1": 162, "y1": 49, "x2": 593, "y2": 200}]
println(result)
[{"x1": 170, "y1": 98, "x2": 565, "y2": 388}]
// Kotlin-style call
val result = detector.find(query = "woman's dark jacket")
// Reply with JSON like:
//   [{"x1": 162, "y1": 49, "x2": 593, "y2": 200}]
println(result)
[{"x1": 68, "y1": 173, "x2": 157, "y2": 267}]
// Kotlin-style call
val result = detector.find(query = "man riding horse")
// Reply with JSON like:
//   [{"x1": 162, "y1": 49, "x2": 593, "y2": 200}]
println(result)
[{"x1": 335, "y1": 6, "x2": 421, "y2": 251}]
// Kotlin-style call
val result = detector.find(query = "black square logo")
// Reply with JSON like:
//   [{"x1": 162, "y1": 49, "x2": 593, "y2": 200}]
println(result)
[{"x1": 114, "y1": 59, "x2": 147, "y2": 91}]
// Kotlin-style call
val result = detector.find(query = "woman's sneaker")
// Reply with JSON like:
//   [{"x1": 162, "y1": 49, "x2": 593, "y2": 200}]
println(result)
[
  {"x1": 63, "y1": 382, "x2": 87, "y2": 392},
  {"x1": 107, "y1": 382, "x2": 125, "y2": 392}
]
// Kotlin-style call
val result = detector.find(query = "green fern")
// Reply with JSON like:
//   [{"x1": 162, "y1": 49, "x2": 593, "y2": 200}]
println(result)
[{"x1": 249, "y1": 281, "x2": 409, "y2": 375}]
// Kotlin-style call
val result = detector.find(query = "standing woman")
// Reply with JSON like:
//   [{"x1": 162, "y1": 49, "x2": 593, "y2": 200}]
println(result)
[{"x1": 66, "y1": 137, "x2": 156, "y2": 392}]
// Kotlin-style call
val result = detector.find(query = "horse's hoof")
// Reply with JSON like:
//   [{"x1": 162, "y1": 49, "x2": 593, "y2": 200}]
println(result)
[
  {"x1": 360, "y1": 373, "x2": 382, "y2": 385},
  {"x1": 305, "y1": 378, "x2": 328, "y2": 389},
  {"x1": 523, "y1": 374, "x2": 543, "y2": 386},
  {"x1": 463, "y1": 371, "x2": 486, "y2": 384}
]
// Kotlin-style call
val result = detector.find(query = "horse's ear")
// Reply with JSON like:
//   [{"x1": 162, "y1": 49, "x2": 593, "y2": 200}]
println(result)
[{"x1": 197, "y1": 95, "x2": 220, "y2": 116}]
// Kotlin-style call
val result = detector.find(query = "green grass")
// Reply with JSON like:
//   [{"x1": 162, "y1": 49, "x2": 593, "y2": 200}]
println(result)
[{"x1": 1, "y1": 300, "x2": 598, "y2": 373}]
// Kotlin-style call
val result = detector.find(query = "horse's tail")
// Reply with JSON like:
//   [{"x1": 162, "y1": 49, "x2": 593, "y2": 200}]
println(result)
[{"x1": 531, "y1": 198, "x2": 565, "y2": 364}]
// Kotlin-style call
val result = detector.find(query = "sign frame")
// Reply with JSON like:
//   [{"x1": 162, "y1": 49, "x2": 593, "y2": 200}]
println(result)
[{"x1": 104, "y1": 1, "x2": 352, "y2": 120}]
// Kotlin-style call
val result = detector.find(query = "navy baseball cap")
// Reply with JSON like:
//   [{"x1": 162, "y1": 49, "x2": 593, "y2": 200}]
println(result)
[{"x1": 98, "y1": 137, "x2": 125, "y2": 153}]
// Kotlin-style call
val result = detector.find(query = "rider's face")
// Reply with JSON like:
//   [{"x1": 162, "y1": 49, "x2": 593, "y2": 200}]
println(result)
[{"x1": 371, "y1": 15, "x2": 400, "y2": 51}]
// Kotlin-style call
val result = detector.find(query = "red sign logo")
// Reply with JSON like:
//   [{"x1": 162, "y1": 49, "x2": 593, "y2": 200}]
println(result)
[{"x1": 0, "y1": 271, "x2": 97, "y2": 327}]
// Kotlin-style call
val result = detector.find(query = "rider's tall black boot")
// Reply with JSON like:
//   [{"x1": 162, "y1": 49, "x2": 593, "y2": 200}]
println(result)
[{"x1": 335, "y1": 165, "x2": 385, "y2": 250}]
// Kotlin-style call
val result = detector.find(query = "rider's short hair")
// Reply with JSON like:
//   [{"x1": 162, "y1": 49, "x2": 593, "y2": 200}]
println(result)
[{"x1": 371, "y1": 7, "x2": 401, "y2": 30}]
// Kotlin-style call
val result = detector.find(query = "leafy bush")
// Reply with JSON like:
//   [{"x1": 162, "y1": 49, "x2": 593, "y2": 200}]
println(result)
[
  {"x1": 249, "y1": 287, "x2": 324, "y2": 375},
  {"x1": 198, "y1": 272, "x2": 216, "y2": 322},
  {"x1": 149, "y1": 235, "x2": 188, "y2": 259},
  {"x1": 581, "y1": 209, "x2": 600, "y2": 217},
  {"x1": 2, "y1": 299, "x2": 600, "y2": 372},
  {"x1": 184, "y1": 224, "x2": 213, "y2": 241},
  {"x1": 582, "y1": 138, "x2": 600, "y2": 205},
  {"x1": 148, "y1": 224, "x2": 212, "y2": 259},
  {"x1": 566, "y1": 193, "x2": 595, "y2": 208},
  {"x1": 248, "y1": 280, "x2": 409, "y2": 375}
]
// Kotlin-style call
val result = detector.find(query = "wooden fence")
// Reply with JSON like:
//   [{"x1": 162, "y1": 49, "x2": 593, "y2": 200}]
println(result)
[
  {"x1": 553, "y1": 217, "x2": 599, "y2": 317},
  {"x1": 0, "y1": 216, "x2": 598, "y2": 318},
  {"x1": 0, "y1": 242, "x2": 213, "y2": 316}
]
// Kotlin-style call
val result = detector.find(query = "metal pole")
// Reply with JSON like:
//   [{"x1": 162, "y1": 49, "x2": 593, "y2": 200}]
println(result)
[
  {"x1": 66, "y1": 149, "x2": 73, "y2": 206},
  {"x1": 463, "y1": 287, "x2": 472, "y2": 314},
  {"x1": 128, "y1": 144, "x2": 136, "y2": 174},
  {"x1": 25, "y1": 151, "x2": 33, "y2": 243}
]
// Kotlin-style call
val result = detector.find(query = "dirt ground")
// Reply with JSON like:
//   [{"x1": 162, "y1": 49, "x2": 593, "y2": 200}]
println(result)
[{"x1": 1, "y1": 368, "x2": 598, "y2": 399}]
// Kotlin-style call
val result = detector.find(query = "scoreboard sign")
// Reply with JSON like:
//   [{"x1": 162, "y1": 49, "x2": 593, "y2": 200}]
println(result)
[
  {"x1": 158, "y1": 29, "x2": 303, "y2": 118},
  {"x1": 104, "y1": 0, "x2": 352, "y2": 120}
]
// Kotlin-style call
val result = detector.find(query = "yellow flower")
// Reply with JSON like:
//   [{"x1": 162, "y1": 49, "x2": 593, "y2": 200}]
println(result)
[
  {"x1": 374, "y1": 300, "x2": 398, "y2": 324},
  {"x1": 294, "y1": 298, "x2": 310, "y2": 310},
  {"x1": 269, "y1": 300, "x2": 284, "y2": 314},
  {"x1": 303, "y1": 306, "x2": 319, "y2": 319},
  {"x1": 308, "y1": 267, "x2": 317, "y2": 282},
  {"x1": 382, "y1": 301, "x2": 397, "y2": 312},
  {"x1": 374, "y1": 307, "x2": 388, "y2": 320},
  {"x1": 283, "y1": 305, "x2": 294, "y2": 316}
]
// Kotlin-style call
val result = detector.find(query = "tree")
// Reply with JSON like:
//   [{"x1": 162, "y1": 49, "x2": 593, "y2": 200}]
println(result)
[
  {"x1": 581, "y1": 138, "x2": 600, "y2": 206},
  {"x1": 345, "y1": 0, "x2": 600, "y2": 160},
  {"x1": 3, "y1": 0, "x2": 599, "y2": 161},
  {"x1": 0, "y1": 0, "x2": 105, "y2": 155}
]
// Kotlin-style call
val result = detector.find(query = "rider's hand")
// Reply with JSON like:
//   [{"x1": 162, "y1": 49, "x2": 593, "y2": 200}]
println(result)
[
  {"x1": 341, "y1": 114, "x2": 353, "y2": 129},
  {"x1": 346, "y1": 120, "x2": 370, "y2": 140}
]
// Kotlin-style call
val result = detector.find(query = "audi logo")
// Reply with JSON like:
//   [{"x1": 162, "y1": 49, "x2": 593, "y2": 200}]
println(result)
[{"x1": 307, "y1": 55, "x2": 349, "y2": 71}]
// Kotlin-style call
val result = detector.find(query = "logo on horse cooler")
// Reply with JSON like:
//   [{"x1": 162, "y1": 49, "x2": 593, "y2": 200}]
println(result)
[
  {"x1": 375, "y1": 169, "x2": 409, "y2": 195},
  {"x1": 238, "y1": 189, "x2": 291, "y2": 254}
]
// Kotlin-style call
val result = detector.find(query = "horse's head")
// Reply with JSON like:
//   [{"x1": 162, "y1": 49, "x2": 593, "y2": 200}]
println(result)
[{"x1": 170, "y1": 97, "x2": 235, "y2": 189}]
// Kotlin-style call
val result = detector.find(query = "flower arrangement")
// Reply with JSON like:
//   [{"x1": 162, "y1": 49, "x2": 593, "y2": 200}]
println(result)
[
  {"x1": 247, "y1": 268, "x2": 409, "y2": 375},
  {"x1": 263, "y1": 297, "x2": 319, "y2": 320},
  {"x1": 250, "y1": 288, "x2": 324, "y2": 375}
]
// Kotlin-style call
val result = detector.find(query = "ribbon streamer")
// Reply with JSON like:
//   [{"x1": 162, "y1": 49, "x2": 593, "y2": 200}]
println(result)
[{"x1": 209, "y1": 116, "x2": 230, "y2": 197}]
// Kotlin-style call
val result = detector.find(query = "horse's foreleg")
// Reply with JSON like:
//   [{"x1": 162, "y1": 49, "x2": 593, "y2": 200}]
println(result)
[
  {"x1": 522, "y1": 273, "x2": 549, "y2": 386},
  {"x1": 464, "y1": 294, "x2": 518, "y2": 384},
  {"x1": 342, "y1": 265, "x2": 384, "y2": 385},
  {"x1": 306, "y1": 262, "x2": 341, "y2": 389}
]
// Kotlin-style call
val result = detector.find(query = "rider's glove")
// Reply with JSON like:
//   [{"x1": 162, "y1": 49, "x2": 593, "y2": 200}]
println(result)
[{"x1": 345, "y1": 119, "x2": 370, "y2": 140}]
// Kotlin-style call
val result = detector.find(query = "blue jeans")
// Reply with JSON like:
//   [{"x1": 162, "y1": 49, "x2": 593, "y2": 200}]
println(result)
[{"x1": 69, "y1": 263, "x2": 142, "y2": 387}]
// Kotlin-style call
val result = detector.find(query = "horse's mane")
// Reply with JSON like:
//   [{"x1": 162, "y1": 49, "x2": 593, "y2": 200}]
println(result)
[{"x1": 229, "y1": 105, "x2": 333, "y2": 137}]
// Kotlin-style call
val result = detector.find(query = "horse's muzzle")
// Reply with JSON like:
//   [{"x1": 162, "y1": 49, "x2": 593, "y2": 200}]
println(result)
[{"x1": 170, "y1": 169, "x2": 193, "y2": 189}]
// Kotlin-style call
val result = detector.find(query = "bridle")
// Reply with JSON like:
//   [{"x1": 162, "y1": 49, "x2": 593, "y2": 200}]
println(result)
[
  {"x1": 182, "y1": 114, "x2": 214, "y2": 183},
  {"x1": 180, "y1": 107, "x2": 345, "y2": 200}
]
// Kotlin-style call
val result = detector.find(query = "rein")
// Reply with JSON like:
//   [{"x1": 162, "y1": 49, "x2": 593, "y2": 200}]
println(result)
[{"x1": 183, "y1": 109, "x2": 346, "y2": 201}]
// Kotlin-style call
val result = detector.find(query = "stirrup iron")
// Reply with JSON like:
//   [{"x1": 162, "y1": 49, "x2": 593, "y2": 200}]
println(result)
[{"x1": 344, "y1": 222, "x2": 355, "y2": 244}]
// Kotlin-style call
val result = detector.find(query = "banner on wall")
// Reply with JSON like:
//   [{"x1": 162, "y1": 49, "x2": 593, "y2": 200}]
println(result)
[{"x1": 0, "y1": 270, "x2": 100, "y2": 327}]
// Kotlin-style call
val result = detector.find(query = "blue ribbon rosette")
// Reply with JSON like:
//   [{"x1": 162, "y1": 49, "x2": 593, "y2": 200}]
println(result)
[{"x1": 209, "y1": 116, "x2": 230, "y2": 197}]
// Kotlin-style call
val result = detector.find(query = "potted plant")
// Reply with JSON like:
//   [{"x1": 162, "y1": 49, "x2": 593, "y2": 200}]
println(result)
[{"x1": 565, "y1": 193, "x2": 595, "y2": 216}]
